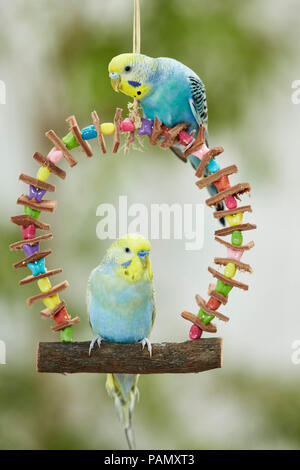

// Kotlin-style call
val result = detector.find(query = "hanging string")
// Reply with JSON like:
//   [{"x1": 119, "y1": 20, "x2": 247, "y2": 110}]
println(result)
[{"x1": 133, "y1": 0, "x2": 141, "y2": 54}]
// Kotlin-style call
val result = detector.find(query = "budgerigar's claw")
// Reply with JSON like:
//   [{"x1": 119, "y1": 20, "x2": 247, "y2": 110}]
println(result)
[
  {"x1": 139, "y1": 337, "x2": 152, "y2": 357},
  {"x1": 89, "y1": 335, "x2": 103, "y2": 356}
]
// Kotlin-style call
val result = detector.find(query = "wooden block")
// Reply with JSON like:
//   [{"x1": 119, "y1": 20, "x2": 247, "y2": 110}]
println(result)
[
  {"x1": 19, "y1": 268, "x2": 63, "y2": 286},
  {"x1": 19, "y1": 174, "x2": 55, "y2": 192},
  {"x1": 195, "y1": 146, "x2": 224, "y2": 178},
  {"x1": 215, "y1": 223, "x2": 257, "y2": 237},
  {"x1": 210, "y1": 290, "x2": 228, "y2": 305},
  {"x1": 195, "y1": 294, "x2": 229, "y2": 322},
  {"x1": 27, "y1": 280, "x2": 69, "y2": 307},
  {"x1": 13, "y1": 250, "x2": 52, "y2": 269},
  {"x1": 33, "y1": 152, "x2": 66, "y2": 180},
  {"x1": 160, "y1": 122, "x2": 188, "y2": 149},
  {"x1": 206, "y1": 183, "x2": 251, "y2": 207},
  {"x1": 10, "y1": 233, "x2": 53, "y2": 250},
  {"x1": 213, "y1": 204, "x2": 252, "y2": 219},
  {"x1": 17, "y1": 195, "x2": 57, "y2": 213},
  {"x1": 149, "y1": 117, "x2": 163, "y2": 145},
  {"x1": 10, "y1": 215, "x2": 50, "y2": 231},
  {"x1": 181, "y1": 311, "x2": 217, "y2": 333},
  {"x1": 184, "y1": 126, "x2": 206, "y2": 157},
  {"x1": 196, "y1": 165, "x2": 238, "y2": 190},
  {"x1": 66, "y1": 115, "x2": 93, "y2": 157},
  {"x1": 40, "y1": 300, "x2": 65, "y2": 319},
  {"x1": 91, "y1": 110, "x2": 107, "y2": 154},
  {"x1": 112, "y1": 108, "x2": 123, "y2": 153},
  {"x1": 208, "y1": 267, "x2": 248, "y2": 291},
  {"x1": 45, "y1": 130, "x2": 77, "y2": 167},
  {"x1": 214, "y1": 257, "x2": 253, "y2": 273},
  {"x1": 215, "y1": 236, "x2": 255, "y2": 251},
  {"x1": 51, "y1": 316, "x2": 80, "y2": 331}
]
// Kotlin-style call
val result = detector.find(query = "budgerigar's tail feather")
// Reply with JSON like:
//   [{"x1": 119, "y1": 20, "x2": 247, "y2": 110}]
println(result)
[{"x1": 106, "y1": 373, "x2": 139, "y2": 450}]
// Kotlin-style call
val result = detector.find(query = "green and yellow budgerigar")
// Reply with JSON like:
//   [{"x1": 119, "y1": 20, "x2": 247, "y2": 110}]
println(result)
[
  {"x1": 87, "y1": 234, "x2": 155, "y2": 449},
  {"x1": 108, "y1": 53, "x2": 225, "y2": 223}
]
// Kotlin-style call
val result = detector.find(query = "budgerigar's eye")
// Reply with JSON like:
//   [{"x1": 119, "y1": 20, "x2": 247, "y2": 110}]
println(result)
[
  {"x1": 124, "y1": 66, "x2": 131, "y2": 72},
  {"x1": 125, "y1": 247, "x2": 130, "y2": 253}
]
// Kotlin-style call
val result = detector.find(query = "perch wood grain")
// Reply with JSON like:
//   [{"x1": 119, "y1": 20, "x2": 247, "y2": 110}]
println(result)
[{"x1": 37, "y1": 339, "x2": 222, "y2": 374}]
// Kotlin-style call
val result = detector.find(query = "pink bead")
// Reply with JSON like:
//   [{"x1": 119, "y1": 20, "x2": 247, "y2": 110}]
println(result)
[
  {"x1": 225, "y1": 195, "x2": 237, "y2": 209},
  {"x1": 189, "y1": 324, "x2": 203, "y2": 340},
  {"x1": 178, "y1": 130, "x2": 193, "y2": 146},
  {"x1": 227, "y1": 247, "x2": 244, "y2": 260},
  {"x1": 22, "y1": 224, "x2": 36, "y2": 239},
  {"x1": 192, "y1": 143, "x2": 209, "y2": 160},
  {"x1": 120, "y1": 120, "x2": 135, "y2": 132},
  {"x1": 48, "y1": 147, "x2": 64, "y2": 164}
]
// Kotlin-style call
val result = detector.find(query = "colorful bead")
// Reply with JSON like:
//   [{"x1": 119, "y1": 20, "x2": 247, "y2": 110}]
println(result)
[
  {"x1": 214, "y1": 175, "x2": 230, "y2": 192},
  {"x1": 120, "y1": 119, "x2": 135, "y2": 132},
  {"x1": 224, "y1": 262, "x2": 236, "y2": 278},
  {"x1": 226, "y1": 212, "x2": 243, "y2": 227},
  {"x1": 206, "y1": 296, "x2": 221, "y2": 310},
  {"x1": 29, "y1": 185, "x2": 46, "y2": 203},
  {"x1": 227, "y1": 247, "x2": 244, "y2": 260},
  {"x1": 22, "y1": 224, "x2": 36, "y2": 239},
  {"x1": 27, "y1": 257, "x2": 46, "y2": 276},
  {"x1": 47, "y1": 147, "x2": 64, "y2": 163},
  {"x1": 231, "y1": 230, "x2": 243, "y2": 246},
  {"x1": 36, "y1": 166, "x2": 50, "y2": 182},
  {"x1": 24, "y1": 206, "x2": 40, "y2": 219},
  {"x1": 137, "y1": 118, "x2": 153, "y2": 136},
  {"x1": 22, "y1": 242, "x2": 40, "y2": 257},
  {"x1": 53, "y1": 307, "x2": 70, "y2": 325},
  {"x1": 207, "y1": 158, "x2": 220, "y2": 174},
  {"x1": 60, "y1": 326, "x2": 73, "y2": 342},
  {"x1": 225, "y1": 195, "x2": 237, "y2": 209},
  {"x1": 198, "y1": 308, "x2": 214, "y2": 325},
  {"x1": 81, "y1": 125, "x2": 97, "y2": 141},
  {"x1": 192, "y1": 144, "x2": 209, "y2": 161},
  {"x1": 100, "y1": 123, "x2": 115, "y2": 135},
  {"x1": 42, "y1": 294, "x2": 60, "y2": 310},
  {"x1": 178, "y1": 130, "x2": 193, "y2": 146},
  {"x1": 62, "y1": 132, "x2": 79, "y2": 150},
  {"x1": 215, "y1": 279, "x2": 233, "y2": 296},
  {"x1": 189, "y1": 324, "x2": 202, "y2": 340},
  {"x1": 37, "y1": 277, "x2": 52, "y2": 292}
]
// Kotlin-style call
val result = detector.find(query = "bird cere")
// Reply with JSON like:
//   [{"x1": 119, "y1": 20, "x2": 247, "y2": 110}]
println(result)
[{"x1": 9, "y1": 0, "x2": 256, "y2": 449}]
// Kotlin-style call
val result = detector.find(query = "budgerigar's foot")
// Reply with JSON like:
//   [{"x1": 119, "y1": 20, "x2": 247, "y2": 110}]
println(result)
[
  {"x1": 139, "y1": 337, "x2": 152, "y2": 357},
  {"x1": 89, "y1": 335, "x2": 103, "y2": 356}
]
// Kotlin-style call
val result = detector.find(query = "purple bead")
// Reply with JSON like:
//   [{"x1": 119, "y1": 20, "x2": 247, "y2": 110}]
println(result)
[
  {"x1": 23, "y1": 242, "x2": 40, "y2": 257},
  {"x1": 138, "y1": 118, "x2": 153, "y2": 136},
  {"x1": 29, "y1": 185, "x2": 46, "y2": 203}
]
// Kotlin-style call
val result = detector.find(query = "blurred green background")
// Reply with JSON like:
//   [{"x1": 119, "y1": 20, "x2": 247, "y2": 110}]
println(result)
[{"x1": 0, "y1": 0, "x2": 300, "y2": 449}]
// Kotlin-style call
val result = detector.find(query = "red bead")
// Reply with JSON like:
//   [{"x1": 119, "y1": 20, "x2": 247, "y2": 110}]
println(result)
[
  {"x1": 22, "y1": 224, "x2": 36, "y2": 239},
  {"x1": 206, "y1": 296, "x2": 221, "y2": 311},
  {"x1": 120, "y1": 119, "x2": 135, "y2": 132},
  {"x1": 53, "y1": 307, "x2": 70, "y2": 325},
  {"x1": 214, "y1": 175, "x2": 230, "y2": 192},
  {"x1": 178, "y1": 130, "x2": 193, "y2": 146},
  {"x1": 189, "y1": 324, "x2": 203, "y2": 340}
]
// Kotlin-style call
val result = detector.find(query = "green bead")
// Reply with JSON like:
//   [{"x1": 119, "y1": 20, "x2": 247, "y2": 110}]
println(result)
[
  {"x1": 197, "y1": 308, "x2": 214, "y2": 325},
  {"x1": 62, "y1": 131, "x2": 79, "y2": 150},
  {"x1": 24, "y1": 206, "x2": 40, "y2": 219},
  {"x1": 60, "y1": 326, "x2": 73, "y2": 342},
  {"x1": 215, "y1": 279, "x2": 233, "y2": 296},
  {"x1": 231, "y1": 230, "x2": 243, "y2": 246}
]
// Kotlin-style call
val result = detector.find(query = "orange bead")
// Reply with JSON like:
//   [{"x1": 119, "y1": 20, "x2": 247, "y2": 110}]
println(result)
[
  {"x1": 214, "y1": 175, "x2": 230, "y2": 192},
  {"x1": 53, "y1": 307, "x2": 70, "y2": 325},
  {"x1": 206, "y1": 296, "x2": 221, "y2": 311}
]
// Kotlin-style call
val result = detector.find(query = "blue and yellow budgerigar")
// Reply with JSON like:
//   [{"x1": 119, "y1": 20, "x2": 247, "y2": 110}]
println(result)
[
  {"x1": 108, "y1": 53, "x2": 225, "y2": 224},
  {"x1": 87, "y1": 233, "x2": 155, "y2": 449}
]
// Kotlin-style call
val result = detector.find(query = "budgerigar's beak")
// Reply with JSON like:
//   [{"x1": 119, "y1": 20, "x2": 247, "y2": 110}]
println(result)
[{"x1": 109, "y1": 72, "x2": 121, "y2": 92}]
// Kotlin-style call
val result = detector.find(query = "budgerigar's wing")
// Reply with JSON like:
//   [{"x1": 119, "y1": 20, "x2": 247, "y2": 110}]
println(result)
[
  {"x1": 151, "y1": 286, "x2": 156, "y2": 329},
  {"x1": 188, "y1": 75, "x2": 208, "y2": 127}
]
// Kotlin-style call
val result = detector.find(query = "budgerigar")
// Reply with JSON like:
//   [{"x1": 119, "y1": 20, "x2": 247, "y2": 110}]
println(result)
[
  {"x1": 87, "y1": 234, "x2": 155, "y2": 449},
  {"x1": 108, "y1": 53, "x2": 225, "y2": 224}
]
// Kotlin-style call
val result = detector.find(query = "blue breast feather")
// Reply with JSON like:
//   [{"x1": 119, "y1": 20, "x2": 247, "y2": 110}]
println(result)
[{"x1": 89, "y1": 265, "x2": 154, "y2": 343}]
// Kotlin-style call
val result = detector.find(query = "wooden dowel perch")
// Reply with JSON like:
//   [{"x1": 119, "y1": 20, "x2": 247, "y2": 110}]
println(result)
[{"x1": 37, "y1": 339, "x2": 222, "y2": 374}]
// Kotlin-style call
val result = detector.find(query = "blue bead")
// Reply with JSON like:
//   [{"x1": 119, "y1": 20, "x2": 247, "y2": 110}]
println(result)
[
  {"x1": 207, "y1": 158, "x2": 220, "y2": 173},
  {"x1": 81, "y1": 125, "x2": 97, "y2": 141},
  {"x1": 27, "y1": 257, "x2": 46, "y2": 276}
]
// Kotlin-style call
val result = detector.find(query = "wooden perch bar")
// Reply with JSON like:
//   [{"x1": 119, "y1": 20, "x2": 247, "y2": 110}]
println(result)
[
  {"x1": 91, "y1": 110, "x2": 107, "y2": 154},
  {"x1": 66, "y1": 115, "x2": 93, "y2": 157},
  {"x1": 45, "y1": 130, "x2": 77, "y2": 167},
  {"x1": 19, "y1": 174, "x2": 56, "y2": 192},
  {"x1": 37, "y1": 338, "x2": 222, "y2": 374},
  {"x1": 17, "y1": 195, "x2": 57, "y2": 213}
]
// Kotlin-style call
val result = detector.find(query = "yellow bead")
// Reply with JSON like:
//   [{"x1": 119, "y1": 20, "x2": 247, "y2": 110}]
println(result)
[
  {"x1": 36, "y1": 166, "x2": 50, "y2": 181},
  {"x1": 224, "y1": 262, "x2": 236, "y2": 278},
  {"x1": 226, "y1": 212, "x2": 243, "y2": 227},
  {"x1": 42, "y1": 294, "x2": 60, "y2": 310},
  {"x1": 37, "y1": 277, "x2": 52, "y2": 293},
  {"x1": 100, "y1": 122, "x2": 115, "y2": 135}
]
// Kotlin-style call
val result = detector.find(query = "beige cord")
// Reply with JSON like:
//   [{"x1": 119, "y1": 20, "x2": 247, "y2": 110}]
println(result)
[{"x1": 133, "y1": 0, "x2": 141, "y2": 54}]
